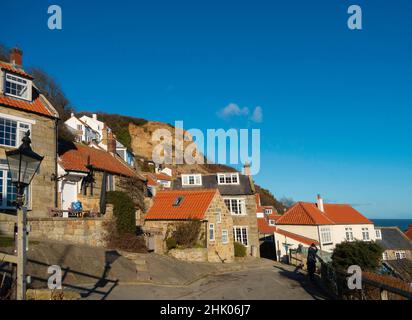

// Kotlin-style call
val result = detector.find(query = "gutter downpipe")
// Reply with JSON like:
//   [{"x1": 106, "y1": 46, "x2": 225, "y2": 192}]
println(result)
[
  {"x1": 317, "y1": 225, "x2": 323, "y2": 252},
  {"x1": 54, "y1": 118, "x2": 59, "y2": 208}
]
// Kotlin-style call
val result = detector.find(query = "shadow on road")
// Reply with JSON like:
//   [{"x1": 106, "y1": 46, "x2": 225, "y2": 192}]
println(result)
[
  {"x1": 273, "y1": 264, "x2": 331, "y2": 300},
  {"x1": 0, "y1": 249, "x2": 120, "y2": 300}
]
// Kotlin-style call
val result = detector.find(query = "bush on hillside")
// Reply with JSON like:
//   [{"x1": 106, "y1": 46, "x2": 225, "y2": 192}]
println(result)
[{"x1": 234, "y1": 242, "x2": 247, "y2": 257}]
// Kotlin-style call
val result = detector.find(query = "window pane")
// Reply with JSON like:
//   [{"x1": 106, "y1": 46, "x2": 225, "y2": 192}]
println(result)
[{"x1": 0, "y1": 118, "x2": 17, "y2": 147}]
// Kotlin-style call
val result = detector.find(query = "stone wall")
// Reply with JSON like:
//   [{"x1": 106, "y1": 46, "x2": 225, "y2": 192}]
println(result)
[
  {"x1": 0, "y1": 106, "x2": 57, "y2": 218},
  {"x1": 228, "y1": 194, "x2": 260, "y2": 257},
  {"x1": 169, "y1": 248, "x2": 208, "y2": 262},
  {"x1": 0, "y1": 207, "x2": 113, "y2": 248}
]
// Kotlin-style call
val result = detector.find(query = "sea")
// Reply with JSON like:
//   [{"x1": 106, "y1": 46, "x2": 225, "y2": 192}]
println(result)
[{"x1": 371, "y1": 219, "x2": 412, "y2": 231}]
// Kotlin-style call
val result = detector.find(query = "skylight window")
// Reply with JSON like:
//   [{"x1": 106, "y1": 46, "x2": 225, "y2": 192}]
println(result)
[{"x1": 173, "y1": 196, "x2": 184, "y2": 206}]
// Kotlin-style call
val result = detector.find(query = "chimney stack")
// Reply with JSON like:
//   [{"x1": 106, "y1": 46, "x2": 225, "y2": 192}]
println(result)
[
  {"x1": 108, "y1": 131, "x2": 117, "y2": 154},
  {"x1": 317, "y1": 194, "x2": 324, "y2": 212},
  {"x1": 10, "y1": 48, "x2": 23, "y2": 67},
  {"x1": 243, "y1": 161, "x2": 251, "y2": 176},
  {"x1": 92, "y1": 114, "x2": 97, "y2": 120}
]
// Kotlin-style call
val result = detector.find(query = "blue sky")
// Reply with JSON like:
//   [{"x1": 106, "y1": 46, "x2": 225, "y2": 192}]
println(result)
[{"x1": 2, "y1": 0, "x2": 411, "y2": 218}]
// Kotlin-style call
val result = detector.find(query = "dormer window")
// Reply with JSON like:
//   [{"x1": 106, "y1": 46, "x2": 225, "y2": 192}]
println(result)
[
  {"x1": 5, "y1": 73, "x2": 30, "y2": 100},
  {"x1": 264, "y1": 208, "x2": 273, "y2": 215},
  {"x1": 268, "y1": 219, "x2": 275, "y2": 226},
  {"x1": 182, "y1": 174, "x2": 202, "y2": 186},
  {"x1": 217, "y1": 173, "x2": 239, "y2": 185}
]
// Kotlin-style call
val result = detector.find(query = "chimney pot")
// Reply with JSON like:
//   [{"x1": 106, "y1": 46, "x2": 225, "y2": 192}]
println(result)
[
  {"x1": 10, "y1": 48, "x2": 23, "y2": 67},
  {"x1": 317, "y1": 194, "x2": 325, "y2": 213},
  {"x1": 243, "y1": 161, "x2": 251, "y2": 176}
]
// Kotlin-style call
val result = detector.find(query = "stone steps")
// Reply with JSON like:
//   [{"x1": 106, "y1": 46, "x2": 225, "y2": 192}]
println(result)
[{"x1": 118, "y1": 251, "x2": 152, "y2": 282}]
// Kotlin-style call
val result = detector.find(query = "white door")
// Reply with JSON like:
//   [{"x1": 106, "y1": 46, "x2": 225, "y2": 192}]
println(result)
[{"x1": 61, "y1": 181, "x2": 78, "y2": 210}]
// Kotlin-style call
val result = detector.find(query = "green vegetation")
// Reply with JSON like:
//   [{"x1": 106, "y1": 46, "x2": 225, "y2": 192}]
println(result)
[
  {"x1": 0, "y1": 236, "x2": 14, "y2": 248},
  {"x1": 106, "y1": 191, "x2": 136, "y2": 235},
  {"x1": 234, "y1": 242, "x2": 247, "y2": 257},
  {"x1": 77, "y1": 112, "x2": 147, "y2": 150},
  {"x1": 255, "y1": 185, "x2": 287, "y2": 213},
  {"x1": 332, "y1": 240, "x2": 384, "y2": 272},
  {"x1": 166, "y1": 237, "x2": 177, "y2": 250},
  {"x1": 172, "y1": 220, "x2": 202, "y2": 248}
]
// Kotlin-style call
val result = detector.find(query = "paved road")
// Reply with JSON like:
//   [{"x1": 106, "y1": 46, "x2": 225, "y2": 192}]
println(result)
[{"x1": 80, "y1": 265, "x2": 328, "y2": 300}]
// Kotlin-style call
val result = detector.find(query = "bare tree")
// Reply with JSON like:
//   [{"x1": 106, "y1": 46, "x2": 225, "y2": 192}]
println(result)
[{"x1": 0, "y1": 44, "x2": 8, "y2": 61}]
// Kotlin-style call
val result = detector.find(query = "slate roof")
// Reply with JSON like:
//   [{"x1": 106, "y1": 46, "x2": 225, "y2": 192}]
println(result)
[
  {"x1": 173, "y1": 174, "x2": 254, "y2": 195},
  {"x1": 145, "y1": 189, "x2": 217, "y2": 220},
  {"x1": 377, "y1": 227, "x2": 412, "y2": 250},
  {"x1": 383, "y1": 259, "x2": 412, "y2": 283}
]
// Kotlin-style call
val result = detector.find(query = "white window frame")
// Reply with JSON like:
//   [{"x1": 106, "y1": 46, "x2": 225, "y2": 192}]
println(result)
[
  {"x1": 395, "y1": 251, "x2": 406, "y2": 260},
  {"x1": 215, "y1": 208, "x2": 221, "y2": 224},
  {"x1": 375, "y1": 229, "x2": 381, "y2": 239},
  {"x1": 107, "y1": 174, "x2": 115, "y2": 191},
  {"x1": 345, "y1": 227, "x2": 354, "y2": 241},
  {"x1": 233, "y1": 226, "x2": 248, "y2": 246},
  {"x1": 268, "y1": 219, "x2": 275, "y2": 226},
  {"x1": 382, "y1": 252, "x2": 388, "y2": 261},
  {"x1": 4, "y1": 73, "x2": 30, "y2": 100},
  {"x1": 181, "y1": 174, "x2": 202, "y2": 186},
  {"x1": 217, "y1": 173, "x2": 239, "y2": 185},
  {"x1": 0, "y1": 162, "x2": 31, "y2": 209},
  {"x1": 224, "y1": 198, "x2": 246, "y2": 215},
  {"x1": 222, "y1": 229, "x2": 229, "y2": 244},
  {"x1": 362, "y1": 227, "x2": 370, "y2": 241},
  {"x1": 320, "y1": 226, "x2": 332, "y2": 244},
  {"x1": 0, "y1": 114, "x2": 32, "y2": 148},
  {"x1": 264, "y1": 208, "x2": 273, "y2": 215},
  {"x1": 209, "y1": 223, "x2": 215, "y2": 242}
]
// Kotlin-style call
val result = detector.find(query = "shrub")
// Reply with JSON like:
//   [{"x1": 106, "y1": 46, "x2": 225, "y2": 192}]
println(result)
[
  {"x1": 172, "y1": 219, "x2": 202, "y2": 248},
  {"x1": 332, "y1": 240, "x2": 384, "y2": 272},
  {"x1": 166, "y1": 237, "x2": 177, "y2": 250},
  {"x1": 105, "y1": 191, "x2": 147, "y2": 253},
  {"x1": 106, "y1": 191, "x2": 136, "y2": 235},
  {"x1": 234, "y1": 242, "x2": 246, "y2": 257}
]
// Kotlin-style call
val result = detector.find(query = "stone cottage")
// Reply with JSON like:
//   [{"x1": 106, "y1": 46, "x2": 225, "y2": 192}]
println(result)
[
  {"x1": 0, "y1": 48, "x2": 59, "y2": 218},
  {"x1": 172, "y1": 169, "x2": 260, "y2": 257},
  {"x1": 144, "y1": 189, "x2": 235, "y2": 263},
  {"x1": 57, "y1": 141, "x2": 145, "y2": 213}
]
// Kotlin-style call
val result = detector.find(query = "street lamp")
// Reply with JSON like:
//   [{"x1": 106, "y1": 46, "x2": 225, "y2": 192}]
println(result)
[
  {"x1": 5, "y1": 130, "x2": 44, "y2": 207},
  {"x1": 5, "y1": 130, "x2": 43, "y2": 300}
]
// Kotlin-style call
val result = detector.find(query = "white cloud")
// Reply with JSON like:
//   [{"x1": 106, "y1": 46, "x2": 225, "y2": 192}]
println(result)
[
  {"x1": 250, "y1": 106, "x2": 263, "y2": 123},
  {"x1": 217, "y1": 103, "x2": 249, "y2": 119}
]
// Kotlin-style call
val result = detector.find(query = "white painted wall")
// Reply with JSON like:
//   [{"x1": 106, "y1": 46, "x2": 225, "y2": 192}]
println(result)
[{"x1": 276, "y1": 225, "x2": 319, "y2": 241}]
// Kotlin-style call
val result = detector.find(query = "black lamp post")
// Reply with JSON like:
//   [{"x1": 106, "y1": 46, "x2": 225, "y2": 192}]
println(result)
[
  {"x1": 5, "y1": 130, "x2": 44, "y2": 208},
  {"x1": 4, "y1": 130, "x2": 43, "y2": 300}
]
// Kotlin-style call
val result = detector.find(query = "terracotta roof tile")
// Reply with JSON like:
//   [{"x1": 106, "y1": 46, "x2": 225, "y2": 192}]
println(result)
[
  {"x1": 276, "y1": 202, "x2": 372, "y2": 225},
  {"x1": 155, "y1": 173, "x2": 173, "y2": 181},
  {"x1": 145, "y1": 189, "x2": 217, "y2": 220},
  {"x1": 59, "y1": 143, "x2": 136, "y2": 177},
  {"x1": 0, "y1": 93, "x2": 53, "y2": 117},
  {"x1": 363, "y1": 272, "x2": 412, "y2": 294},
  {"x1": 0, "y1": 61, "x2": 33, "y2": 79},
  {"x1": 257, "y1": 218, "x2": 277, "y2": 234},
  {"x1": 405, "y1": 226, "x2": 412, "y2": 241}
]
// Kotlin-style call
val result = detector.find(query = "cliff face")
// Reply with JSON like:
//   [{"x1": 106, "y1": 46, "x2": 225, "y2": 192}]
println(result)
[{"x1": 128, "y1": 121, "x2": 237, "y2": 174}]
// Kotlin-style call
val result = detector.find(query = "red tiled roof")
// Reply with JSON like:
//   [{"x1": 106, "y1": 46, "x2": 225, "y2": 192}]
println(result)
[
  {"x1": 405, "y1": 226, "x2": 412, "y2": 241},
  {"x1": 155, "y1": 173, "x2": 173, "y2": 181},
  {"x1": 0, "y1": 62, "x2": 54, "y2": 117},
  {"x1": 257, "y1": 218, "x2": 277, "y2": 234},
  {"x1": 276, "y1": 202, "x2": 372, "y2": 226},
  {"x1": 274, "y1": 227, "x2": 319, "y2": 246},
  {"x1": 145, "y1": 189, "x2": 217, "y2": 220},
  {"x1": 143, "y1": 173, "x2": 158, "y2": 187},
  {"x1": 267, "y1": 213, "x2": 282, "y2": 221},
  {"x1": 363, "y1": 272, "x2": 412, "y2": 294},
  {"x1": 0, "y1": 61, "x2": 33, "y2": 79},
  {"x1": 59, "y1": 143, "x2": 136, "y2": 177},
  {"x1": 0, "y1": 93, "x2": 54, "y2": 117}
]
